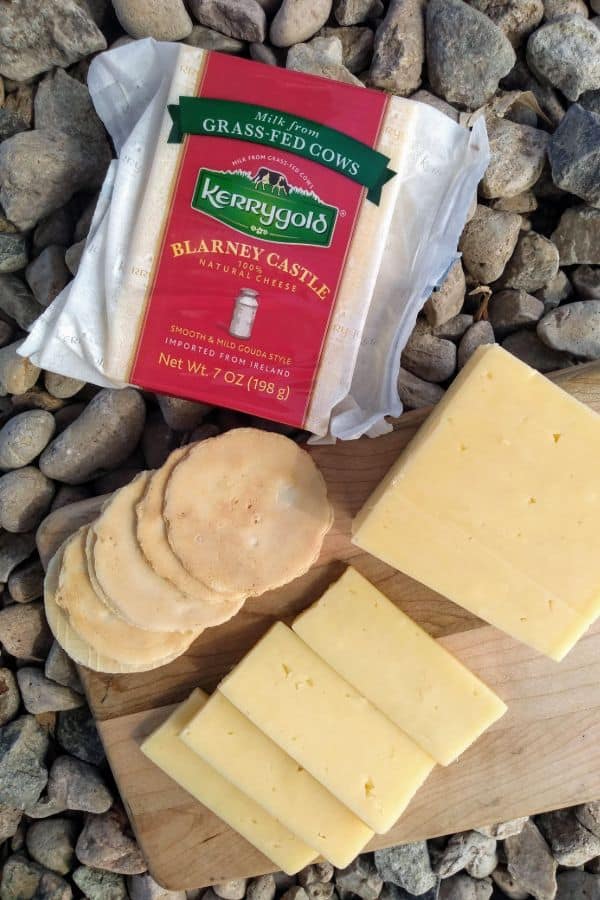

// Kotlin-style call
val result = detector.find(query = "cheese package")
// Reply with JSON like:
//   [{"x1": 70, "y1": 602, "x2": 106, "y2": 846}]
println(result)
[
  {"x1": 140, "y1": 689, "x2": 317, "y2": 875},
  {"x1": 20, "y1": 38, "x2": 487, "y2": 439},
  {"x1": 88, "y1": 472, "x2": 215, "y2": 632},
  {"x1": 353, "y1": 344, "x2": 600, "y2": 661},
  {"x1": 217, "y1": 622, "x2": 435, "y2": 832},
  {"x1": 293, "y1": 567, "x2": 507, "y2": 765},
  {"x1": 180, "y1": 689, "x2": 374, "y2": 867}
]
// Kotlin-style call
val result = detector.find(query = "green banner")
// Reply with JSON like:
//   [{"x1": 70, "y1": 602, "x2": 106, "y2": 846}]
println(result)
[{"x1": 168, "y1": 97, "x2": 395, "y2": 204}]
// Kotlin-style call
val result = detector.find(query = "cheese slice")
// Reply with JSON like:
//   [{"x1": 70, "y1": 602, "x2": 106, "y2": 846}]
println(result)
[
  {"x1": 217, "y1": 622, "x2": 435, "y2": 833},
  {"x1": 353, "y1": 344, "x2": 600, "y2": 661},
  {"x1": 293, "y1": 567, "x2": 507, "y2": 765},
  {"x1": 90, "y1": 472, "x2": 209, "y2": 632},
  {"x1": 57, "y1": 527, "x2": 199, "y2": 667},
  {"x1": 136, "y1": 446, "x2": 246, "y2": 628},
  {"x1": 45, "y1": 545, "x2": 182, "y2": 673},
  {"x1": 180, "y1": 690, "x2": 373, "y2": 867},
  {"x1": 164, "y1": 429, "x2": 333, "y2": 596},
  {"x1": 140, "y1": 689, "x2": 317, "y2": 875}
]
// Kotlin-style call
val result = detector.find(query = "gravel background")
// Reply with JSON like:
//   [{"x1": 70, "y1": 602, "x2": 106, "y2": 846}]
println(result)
[{"x1": 1, "y1": 1, "x2": 600, "y2": 898}]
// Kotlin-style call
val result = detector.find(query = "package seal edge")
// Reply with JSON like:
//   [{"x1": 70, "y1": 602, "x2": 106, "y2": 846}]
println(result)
[{"x1": 19, "y1": 38, "x2": 489, "y2": 441}]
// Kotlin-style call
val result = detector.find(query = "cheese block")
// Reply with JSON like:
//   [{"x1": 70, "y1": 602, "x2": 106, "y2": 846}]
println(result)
[
  {"x1": 293, "y1": 567, "x2": 507, "y2": 765},
  {"x1": 57, "y1": 527, "x2": 199, "y2": 666},
  {"x1": 164, "y1": 429, "x2": 333, "y2": 596},
  {"x1": 353, "y1": 344, "x2": 600, "y2": 661},
  {"x1": 90, "y1": 472, "x2": 211, "y2": 632},
  {"x1": 180, "y1": 690, "x2": 373, "y2": 867},
  {"x1": 136, "y1": 446, "x2": 246, "y2": 629},
  {"x1": 45, "y1": 545, "x2": 183, "y2": 673},
  {"x1": 217, "y1": 622, "x2": 435, "y2": 833},
  {"x1": 141, "y1": 689, "x2": 317, "y2": 875}
]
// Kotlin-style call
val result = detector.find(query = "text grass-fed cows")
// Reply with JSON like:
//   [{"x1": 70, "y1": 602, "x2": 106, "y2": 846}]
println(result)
[{"x1": 253, "y1": 168, "x2": 289, "y2": 195}]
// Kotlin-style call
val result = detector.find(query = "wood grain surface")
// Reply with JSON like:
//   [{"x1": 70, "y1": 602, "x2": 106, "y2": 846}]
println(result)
[
  {"x1": 81, "y1": 360, "x2": 600, "y2": 720},
  {"x1": 99, "y1": 618, "x2": 600, "y2": 888},
  {"x1": 79, "y1": 360, "x2": 600, "y2": 888}
]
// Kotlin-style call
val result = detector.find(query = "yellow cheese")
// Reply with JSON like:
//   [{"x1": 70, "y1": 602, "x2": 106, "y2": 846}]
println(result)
[
  {"x1": 293, "y1": 567, "x2": 507, "y2": 765},
  {"x1": 352, "y1": 344, "x2": 600, "y2": 661},
  {"x1": 140, "y1": 690, "x2": 317, "y2": 875},
  {"x1": 180, "y1": 690, "x2": 373, "y2": 867},
  {"x1": 217, "y1": 623, "x2": 435, "y2": 833}
]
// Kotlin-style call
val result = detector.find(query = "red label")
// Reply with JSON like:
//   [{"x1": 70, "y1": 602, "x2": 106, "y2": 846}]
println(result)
[{"x1": 131, "y1": 53, "x2": 388, "y2": 428}]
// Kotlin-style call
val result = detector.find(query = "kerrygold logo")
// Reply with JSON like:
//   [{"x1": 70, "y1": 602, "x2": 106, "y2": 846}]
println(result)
[{"x1": 192, "y1": 168, "x2": 338, "y2": 247}]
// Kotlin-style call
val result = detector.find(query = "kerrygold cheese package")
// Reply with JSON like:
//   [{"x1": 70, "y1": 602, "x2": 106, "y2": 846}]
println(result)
[{"x1": 21, "y1": 39, "x2": 488, "y2": 438}]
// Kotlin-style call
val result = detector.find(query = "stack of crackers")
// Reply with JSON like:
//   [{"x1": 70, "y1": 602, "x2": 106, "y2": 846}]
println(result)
[{"x1": 44, "y1": 429, "x2": 333, "y2": 673}]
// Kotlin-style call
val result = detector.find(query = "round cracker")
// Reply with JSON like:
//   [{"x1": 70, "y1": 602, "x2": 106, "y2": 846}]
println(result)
[
  {"x1": 45, "y1": 544, "x2": 186, "y2": 674},
  {"x1": 57, "y1": 526, "x2": 200, "y2": 665},
  {"x1": 136, "y1": 447, "x2": 246, "y2": 627},
  {"x1": 90, "y1": 472, "x2": 229, "y2": 632},
  {"x1": 164, "y1": 429, "x2": 333, "y2": 595}
]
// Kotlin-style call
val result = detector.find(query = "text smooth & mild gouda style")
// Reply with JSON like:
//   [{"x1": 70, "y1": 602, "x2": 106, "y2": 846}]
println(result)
[{"x1": 353, "y1": 344, "x2": 600, "y2": 661}]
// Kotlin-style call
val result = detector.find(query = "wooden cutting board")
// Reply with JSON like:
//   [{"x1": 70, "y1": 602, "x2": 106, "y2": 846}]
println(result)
[{"x1": 78, "y1": 361, "x2": 600, "y2": 890}]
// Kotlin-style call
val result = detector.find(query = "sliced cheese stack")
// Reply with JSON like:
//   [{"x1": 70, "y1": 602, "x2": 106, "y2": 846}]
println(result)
[
  {"x1": 143, "y1": 571, "x2": 506, "y2": 871},
  {"x1": 141, "y1": 690, "x2": 319, "y2": 875},
  {"x1": 293, "y1": 567, "x2": 507, "y2": 765},
  {"x1": 43, "y1": 428, "x2": 333, "y2": 673},
  {"x1": 215, "y1": 623, "x2": 435, "y2": 833},
  {"x1": 144, "y1": 688, "x2": 374, "y2": 871},
  {"x1": 353, "y1": 344, "x2": 600, "y2": 661},
  {"x1": 179, "y1": 690, "x2": 373, "y2": 868}
]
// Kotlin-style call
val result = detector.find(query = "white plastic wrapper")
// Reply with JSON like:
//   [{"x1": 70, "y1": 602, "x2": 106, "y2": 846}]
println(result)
[{"x1": 21, "y1": 39, "x2": 488, "y2": 440}]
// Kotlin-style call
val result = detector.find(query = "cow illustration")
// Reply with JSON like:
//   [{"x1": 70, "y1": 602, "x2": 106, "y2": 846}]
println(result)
[{"x1": 252, "y1": 168, "x2": 290, "y2": 195}]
